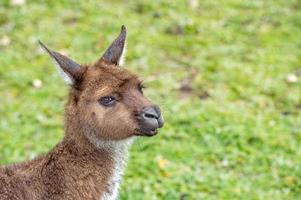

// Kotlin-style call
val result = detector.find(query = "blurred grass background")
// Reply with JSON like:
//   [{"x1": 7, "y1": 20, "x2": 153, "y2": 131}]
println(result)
[{"x1": 0, "y1": 0, "x2": 301, "y2": 199}]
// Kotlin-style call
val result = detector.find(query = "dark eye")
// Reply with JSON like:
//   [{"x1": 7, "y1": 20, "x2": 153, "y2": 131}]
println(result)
[
  {"x1": 138, "y1": 83, "x2": 146, "y2": 94},
  {"x1": 99, "y1": 96, "x2": 116, "y2": 107}
]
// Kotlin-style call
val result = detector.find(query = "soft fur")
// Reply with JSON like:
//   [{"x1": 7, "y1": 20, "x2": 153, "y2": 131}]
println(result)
[{"x1": 0, "y1": 26, "x2": 163, "y2": 200}]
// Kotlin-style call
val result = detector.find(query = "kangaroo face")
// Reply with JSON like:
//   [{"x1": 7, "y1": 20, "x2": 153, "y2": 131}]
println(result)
[{"x1": 40, "y1": 26, "x2": 164, "y2": 142}]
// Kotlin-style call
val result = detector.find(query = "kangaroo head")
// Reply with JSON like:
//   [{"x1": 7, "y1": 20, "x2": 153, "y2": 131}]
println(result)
[{"x1": 39, "y1": 26, "x2": 164, "y2": 143}]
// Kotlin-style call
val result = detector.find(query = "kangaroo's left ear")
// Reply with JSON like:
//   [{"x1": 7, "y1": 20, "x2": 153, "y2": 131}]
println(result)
[
  {"x1": 99, "y1": 25, "x2": 127, "y2": 66},
  {"x1": 39, "y1": 40, "x2": 84, "y2": 87}
]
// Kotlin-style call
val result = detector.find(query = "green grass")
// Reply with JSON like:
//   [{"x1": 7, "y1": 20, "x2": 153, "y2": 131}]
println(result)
[{"x1": 1, "y1": 0, "x2": 301, "y2": 199}]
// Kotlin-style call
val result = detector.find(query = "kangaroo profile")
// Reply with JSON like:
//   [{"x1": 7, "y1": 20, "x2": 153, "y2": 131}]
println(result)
[{"x1": 0, "y1": 26, "x2": 164, "y2": 200}]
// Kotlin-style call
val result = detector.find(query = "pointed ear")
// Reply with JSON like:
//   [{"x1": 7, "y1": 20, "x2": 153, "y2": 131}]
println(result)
[
  {"x1": 99, "y1": 25, "x2": 127, "y2": 66},
  {"x1": 39, "y1": 40, "x2": 83, "y2": 86}
]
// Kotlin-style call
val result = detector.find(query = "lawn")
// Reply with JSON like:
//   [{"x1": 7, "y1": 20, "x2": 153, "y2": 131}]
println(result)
[{"x1": 0, "y1": 0, "x2": 301, "y2": 199}]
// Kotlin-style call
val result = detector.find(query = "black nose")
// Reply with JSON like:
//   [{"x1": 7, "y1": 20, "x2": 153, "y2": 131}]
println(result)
[
  {"x1": 138, "y1": 105, "x2": 164, "y2": 136},
  {"x1": 142, "y1": 106, "x2": 159, "y2": 120}
]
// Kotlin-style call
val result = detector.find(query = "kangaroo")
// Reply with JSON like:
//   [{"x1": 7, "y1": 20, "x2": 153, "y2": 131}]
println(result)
[{"x1": 0, "y1": 26, "x2": 164, "y2": 200}]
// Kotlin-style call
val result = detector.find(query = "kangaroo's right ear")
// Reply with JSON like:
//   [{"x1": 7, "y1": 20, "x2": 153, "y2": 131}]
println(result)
[{"x1": 39, "y1": 40, "x2": 84, "y2": 87}]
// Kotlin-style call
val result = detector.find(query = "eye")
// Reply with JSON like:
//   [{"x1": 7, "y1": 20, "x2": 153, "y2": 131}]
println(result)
[
  {"x1": 99, "y1": 96, "x2": 116, "y2": 107},
  {"x1": 138, "y1": 83, "x2": 146, "y2": 94}
]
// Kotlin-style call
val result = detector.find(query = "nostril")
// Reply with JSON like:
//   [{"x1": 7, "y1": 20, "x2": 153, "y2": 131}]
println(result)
[
  {"x1": 143, "y1": 113, "x2": 157, "y2": 119},
  {"x1": 141, "y1": 106, "x2": 160, "y2": 120}
]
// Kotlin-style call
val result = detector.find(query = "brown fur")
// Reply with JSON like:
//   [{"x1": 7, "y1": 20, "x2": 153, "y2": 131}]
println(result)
[{"x1": 0, "y1": 27, "x2": 163, "y2": 200}]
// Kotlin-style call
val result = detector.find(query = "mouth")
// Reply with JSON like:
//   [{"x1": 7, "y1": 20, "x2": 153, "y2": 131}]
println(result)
[{"x1": 135, "y1": 128, "x2": 158, "y2": 137}]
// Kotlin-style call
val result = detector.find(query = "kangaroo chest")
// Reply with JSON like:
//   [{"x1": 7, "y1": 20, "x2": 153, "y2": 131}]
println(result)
[
  {"x1": 100, "y1": 151, "x2": 127, "y2": 200},
  {"x1": 85, "y1": 136, "x2": 133, "y2": 200}
]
